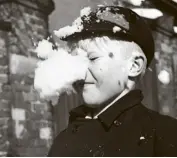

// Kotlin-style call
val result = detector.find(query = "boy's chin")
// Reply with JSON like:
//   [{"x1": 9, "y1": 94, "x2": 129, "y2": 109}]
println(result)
[
  {"x1": 83, "y1": 95, "x2": 118, "y2": 109},
  {"x1": 84, "y1": 104, "x2": 100, "y2": 108},
  {"x1": 83, "y1": 99, "x2": 104, "y2": 108}
]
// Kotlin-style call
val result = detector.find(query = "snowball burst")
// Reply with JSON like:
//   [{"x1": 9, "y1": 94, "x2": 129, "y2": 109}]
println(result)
[
  {"x1": 34, "y1": 40, "x2": 89, "y2": 105},
  {"x1": 34, "y1": 39, "x2": 54, "y2": 59}
]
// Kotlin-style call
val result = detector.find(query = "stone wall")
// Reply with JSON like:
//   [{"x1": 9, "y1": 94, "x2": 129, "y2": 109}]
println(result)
[{"x1": 0, "y1": 0, "x2": 55, "y2": 156}]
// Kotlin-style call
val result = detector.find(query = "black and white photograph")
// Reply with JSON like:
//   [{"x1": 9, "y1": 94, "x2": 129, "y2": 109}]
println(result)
[{"x1": 0, "y1": 0, "x2": 177, "y2": 157}]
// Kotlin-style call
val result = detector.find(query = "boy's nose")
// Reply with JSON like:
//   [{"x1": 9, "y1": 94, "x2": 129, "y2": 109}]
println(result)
[{"x1": 84, "y1": 69, "x2": 96, "y2": 84}]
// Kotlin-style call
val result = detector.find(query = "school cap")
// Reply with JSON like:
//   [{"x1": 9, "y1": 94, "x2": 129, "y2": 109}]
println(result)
[{"x1": 56, "y1": 6, "x2": 155, "y2": 66}]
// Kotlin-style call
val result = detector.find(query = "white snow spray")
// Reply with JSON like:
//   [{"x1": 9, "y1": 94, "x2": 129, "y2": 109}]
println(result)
[
  {"x1": 33, "y1": 39, "x2": 89, "y2": 105},
  {"x1": 33, "y1": 7, "x2": 94, "y2": 105}
]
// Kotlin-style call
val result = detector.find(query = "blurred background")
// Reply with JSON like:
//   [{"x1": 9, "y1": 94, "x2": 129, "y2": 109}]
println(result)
[{"x1": 0, "y1": 0, "x2": 177, "y2": 156}]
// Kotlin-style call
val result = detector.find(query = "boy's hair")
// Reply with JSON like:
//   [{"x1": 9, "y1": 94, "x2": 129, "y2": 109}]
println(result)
[{"x1": 68, "y1": 36, "x2": 147, "y2": 78}]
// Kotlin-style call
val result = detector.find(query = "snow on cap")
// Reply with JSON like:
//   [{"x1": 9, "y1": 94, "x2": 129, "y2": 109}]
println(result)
[
  {"x1": 55, "y1": 5, "x2": 155, "y2": 67},
  {"x1": 113, "y1": 26, "x2": 121, "y2": 33},
  {"x1": 54, "y1": 7, "x2": 91, "y2": 39},
  {"x1": 80, "y1": 6, "x2": 92, "y2": 17}
]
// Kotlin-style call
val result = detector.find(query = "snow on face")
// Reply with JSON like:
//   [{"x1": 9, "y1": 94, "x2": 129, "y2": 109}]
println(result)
[{"x1": 34, "y1": 40, "x2": 89, "y2": 105}]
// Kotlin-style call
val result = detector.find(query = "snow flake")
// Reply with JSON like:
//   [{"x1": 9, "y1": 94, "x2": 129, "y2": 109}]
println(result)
[
  {"x1": 113, "y1": 26, "x2": 121, "y2": 33},
  {"x1": 174, "y1": 26, "x2": 177, "y2": 34},
  {"x1": 140, "y1": 136, "x2": 145, "y2": 140},
  {"x1": 96, "y1": 19, "x2": 101, "y2": 23},
  {"x1": 158, "y1": 70, "x2": 170, "y2": 85},
  {"x1": 129, "y1": 0, "x2": 145, "y2": 6},
  {"x1": 97, "y1": 4, "x2": 104, "y2": 7},
  {"x1": 40, "y1": 127, "x2": 52, "y2": 139}
]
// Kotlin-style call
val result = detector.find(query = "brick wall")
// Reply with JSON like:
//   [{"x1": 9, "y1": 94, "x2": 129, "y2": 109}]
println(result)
[
  {"x1": 0, "y1": 0, "x2": 55, "y2": 156},
  {"x1": 0, "y1": 29, "x2": 11, "y2": 157},
  {"x1": 154, "y1": 12, "x2": 177, "y2": 118}
]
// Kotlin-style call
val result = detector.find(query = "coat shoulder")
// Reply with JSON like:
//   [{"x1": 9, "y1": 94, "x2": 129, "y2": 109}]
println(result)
[
  {"x1": 149, "y1": 109, "x2": 177, "y2": 131},
  {"x1": 142, "y1": 105, "x2": 177, "y2": 156},
  {"x1": 141, "y1": 104, "x2": 177, "y2": 131}
]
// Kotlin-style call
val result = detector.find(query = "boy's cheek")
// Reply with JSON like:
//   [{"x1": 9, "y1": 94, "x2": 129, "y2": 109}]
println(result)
[
  {"x1": 77, "y1": 49, "x2": 87, "y2": 57},
  {"x1": 71, "y1": 51, "x2": 77, "y2": 56}
]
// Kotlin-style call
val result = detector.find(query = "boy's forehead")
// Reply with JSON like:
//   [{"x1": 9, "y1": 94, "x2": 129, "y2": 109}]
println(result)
[
  {"x1": 69, "y1": 39, "x2": 99, "y2": 53},
  {"x1": 68, "y1": 37, "x2": 135, "y2": 59}
]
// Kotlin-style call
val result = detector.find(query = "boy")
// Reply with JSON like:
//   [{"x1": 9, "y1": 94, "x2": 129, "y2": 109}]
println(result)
[{"x1": 48, "y1": 6, "x2": 177, "y2": 156}]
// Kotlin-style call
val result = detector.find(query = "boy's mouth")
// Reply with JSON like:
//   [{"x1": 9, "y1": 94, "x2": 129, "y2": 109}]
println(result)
[{"x1": 84, "y1": 82, "x2": 94, "y2": 84}]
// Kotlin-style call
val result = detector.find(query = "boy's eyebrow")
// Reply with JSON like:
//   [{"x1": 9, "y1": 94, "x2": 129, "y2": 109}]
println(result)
[{"x1": 87, "y1": 51, "x2": 97, "y2": 57}]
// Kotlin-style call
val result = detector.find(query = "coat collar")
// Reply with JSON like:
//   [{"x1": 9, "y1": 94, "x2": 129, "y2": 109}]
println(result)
[
  {"x1": 69, "y1": 89, "x2": 144, "y2": 128},
  {"x1": 98, "y1": 89, "x2": 143, "y2": 129}
]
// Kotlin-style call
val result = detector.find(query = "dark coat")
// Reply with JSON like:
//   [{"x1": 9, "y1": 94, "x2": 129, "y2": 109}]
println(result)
[{"x1": 48, "y1": 90, "x2": 177, "y2": 157}]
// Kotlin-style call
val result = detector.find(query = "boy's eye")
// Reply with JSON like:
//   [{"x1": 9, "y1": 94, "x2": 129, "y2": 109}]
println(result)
[{"x1": 90, "y1": 57, "x2": 99, "y2": 61}]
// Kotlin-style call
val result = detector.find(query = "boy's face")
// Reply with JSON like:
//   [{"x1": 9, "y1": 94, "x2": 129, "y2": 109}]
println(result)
[{"x1": 71, "y1": 38, "x2": 131, "y2": 108}]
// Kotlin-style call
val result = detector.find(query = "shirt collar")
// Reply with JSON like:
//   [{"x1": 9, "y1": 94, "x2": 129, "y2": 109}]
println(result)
[{"x1": 69, "y1": 89, "x2": 143, "y2": 128}]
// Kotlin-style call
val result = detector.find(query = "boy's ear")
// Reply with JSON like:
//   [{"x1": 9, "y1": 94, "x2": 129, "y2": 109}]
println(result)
[{"x1": 128, "y1": 54, "x2": 145, "y2": 78}]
